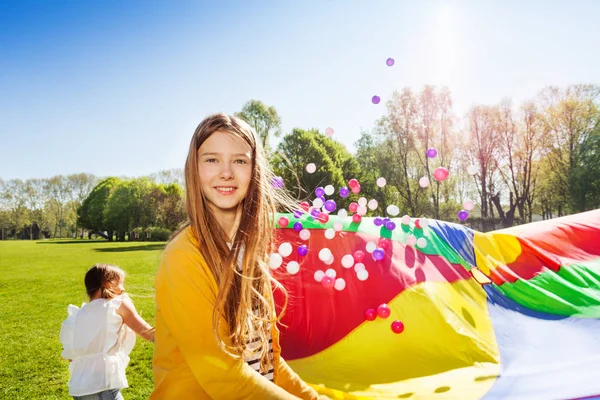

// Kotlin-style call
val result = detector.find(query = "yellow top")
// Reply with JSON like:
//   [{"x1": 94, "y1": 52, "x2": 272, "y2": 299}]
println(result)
[{"x1": 150, "y1": 226, "x2": 319, "y2": 400}]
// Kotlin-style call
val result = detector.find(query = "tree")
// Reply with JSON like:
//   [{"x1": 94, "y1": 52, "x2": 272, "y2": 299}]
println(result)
[
  {"x1": 78, "y1": 177, "x2": 121, "y2": 240},
  {"x1": 235, "y1": 99, "x2": 282, "y2": 151}
]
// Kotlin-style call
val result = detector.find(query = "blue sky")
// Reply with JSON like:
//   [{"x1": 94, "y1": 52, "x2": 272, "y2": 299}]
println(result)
[{"x1": 1, "y1": 0, "x2": 599, "y2": 180}]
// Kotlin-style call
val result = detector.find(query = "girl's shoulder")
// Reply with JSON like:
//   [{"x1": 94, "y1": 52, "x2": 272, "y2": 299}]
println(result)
[{"x1": 164, "y1": 225, "x2": 200, "y2": 254}]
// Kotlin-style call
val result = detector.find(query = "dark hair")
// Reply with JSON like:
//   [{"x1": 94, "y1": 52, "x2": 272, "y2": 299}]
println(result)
[{"x1": 84, "y1": 263, "x2": 126, "y2": 300}]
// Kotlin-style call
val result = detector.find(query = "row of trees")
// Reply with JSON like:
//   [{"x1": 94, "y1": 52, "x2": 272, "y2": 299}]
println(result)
[{"x1": 2, "y1": 84, "x2": 598, "y2": 239}]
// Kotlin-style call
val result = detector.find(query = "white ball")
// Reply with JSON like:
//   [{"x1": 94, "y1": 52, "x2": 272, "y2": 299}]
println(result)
[
  {"x1": 419, "y1": 176, "x2": 430, "y2": 188},
  {"x1": 318, "y1": 248, "x2": 332, "y2": 262},
  {"x1": 387, "y1": 205, "x2": 400, "y2": 216},
  {"x1": 313, "y1": 198, "x2": 324, "y2": 209},
  {"x1": 365, "y1": 241, "x2": 377, "y2": 253},
  {"x1": 401, "y1": 215, "x2": 411, "y2": 225},
  {"x1": 376, "y1": 177, "x2": 387, "y2": 187},
  {"x1": 463, "y1": 199, "x2": 475, "y2": 211},
  {"x1": 334, "y1": 278, "x2": 346, "y2": 291},
  {"x1": 417, "y1": 238, "x2": 428, "y2": 248},
  {"x1": 299, "y1": 229, "x2": 311, "y2": 241},
  {"x1": 358, "y1": 197, "x2": 367, "y2": 206},
  {"x1": 368, "y1": 199, "x2": 378, "y2": 210},
  {"x1": 324, "y1": 254, "x2": 335, "y2": 265},
  {"x1": 357, "y1": 205, "x2": 368, "y2": 216},
  {"x1": 286, "y1": 261, "x2": 300, "y2": 275},
  {"x1": 325, "y1": 268, "x2": 337, "y2": 278},
  {"x1": 333, "y1": 222, "x2": 343, "y2": 232},
  {"x1": 337, "y1": 209, "x2": 348, "y2": 218},
  {"x1": 269, "y1": 253, "x2": 283, "y2": 269},
  {"x1": 278, "y1": 242, "x2": 293, "y2": 257},
  {"x1": 406, "y1": 235, "x2": 417, "y2": 246},
  {"x1": 356, "y1": 269, "x2": 369, "y2": 281},
  {"x1": 467, "y1": 165, "x2": 478, "y2": 175},
  {"x1": 306, "y1": 163, "x2": 317, "y2": 174},
  {"x1": 324, "y1": 185, "x2": 335, "y2": 196},
  {"x1": 314, "y1": 270, "x2": 325, "y2": 282},
  {"x1": 324, "y1": 228, "x2": 335, "y2": 239},
  {"x1": 341, "y1": 254, "x2": 355, "y2": 268},
  {"x1": 354, "y1": 262, "x2": 366, "y2": 273},
  {"x1": 420, "y1": 218, "x2": 430, "y2": 228}
]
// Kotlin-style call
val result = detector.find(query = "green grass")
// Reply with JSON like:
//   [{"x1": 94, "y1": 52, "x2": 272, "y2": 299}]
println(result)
[{"x1": 0, "y1": 239, "x2": 165, "y2": 399}]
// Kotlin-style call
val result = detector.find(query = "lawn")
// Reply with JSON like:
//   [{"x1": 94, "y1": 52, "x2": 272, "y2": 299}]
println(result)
[{"x1": 0, "y1": 239, "x2": 165, "y2": 400}]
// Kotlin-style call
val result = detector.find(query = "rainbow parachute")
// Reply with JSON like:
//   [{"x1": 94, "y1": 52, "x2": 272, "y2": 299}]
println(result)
[{"x1": 272, "y1": 209, "x2": 600, "y2": 400}]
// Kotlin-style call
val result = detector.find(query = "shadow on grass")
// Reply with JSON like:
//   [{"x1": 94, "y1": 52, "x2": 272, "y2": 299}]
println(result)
[
  {"x1": 94, "y1": 244, "x2": 165, "y2": 253},
  {"x1": 37, "y1": 240, "x2": 107, "y2": 245}
]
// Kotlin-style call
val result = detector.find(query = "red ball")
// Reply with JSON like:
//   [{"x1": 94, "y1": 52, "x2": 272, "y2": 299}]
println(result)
[
  {"x1": 351, "y1": 184, "x2": 361, "y2": 194},
  {"x1": 365, "y1": 308, "x2": 377, "y2": 321},
  {"x1": 278, "y1": 217, "x2": 289, "y2": 227},
  {"x1": 300, "y1": 201, "x2": 310, "y2": 211},
  {"x1": 349, "y1": 202, "x2": 358, "y2": 212},
  {"x1": 318, "y1": 212, "x2": 329, "y2": 223},
  {"x1": 433, "y1": 167, "x2": 449, "y2": 181},
  {"x1": 353, "y1": 250, "x2": 365, "y2": 262},
  {"x1": 378, "y1": 237, "x2": 390, "y2": 249},
  {"x1": 377, "y1": 303, "x2": 391, "y2": 318},
  {"x1": 352, "y1": 214, "x2": 362, "y2": 223},
  {"x1": 348, "y1": 178, "x2": 359, "y2": 188},
  {"x1": 391, "y1": 320, "x2": 405, "y2": 334},
  {"x1": 321, "y1": 276, "x2": 335, "y2": 289},
  {"x1": 414, "y1": 219, "x2": 421, "y2": 229}
]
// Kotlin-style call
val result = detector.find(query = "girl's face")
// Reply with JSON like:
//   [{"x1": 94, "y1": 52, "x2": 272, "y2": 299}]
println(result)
[{"x1": 197, "y1": 130, "x2": 253, "y2": 216}]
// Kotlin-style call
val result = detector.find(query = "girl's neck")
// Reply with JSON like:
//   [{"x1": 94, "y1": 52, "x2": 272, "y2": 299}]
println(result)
[{"x1": 213, "y1": 205, "x2": 242, "y2": 242}]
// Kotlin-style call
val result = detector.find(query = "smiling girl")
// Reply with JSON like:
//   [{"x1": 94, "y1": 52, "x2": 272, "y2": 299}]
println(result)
[{"x1": 150, "y1": 113, "x2": 322, "y2": 399}]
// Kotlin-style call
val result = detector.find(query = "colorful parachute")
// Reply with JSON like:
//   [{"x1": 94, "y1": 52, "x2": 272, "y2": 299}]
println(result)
[{"x1": 272, "y1": 209, "x2": 600, "y2": 400}]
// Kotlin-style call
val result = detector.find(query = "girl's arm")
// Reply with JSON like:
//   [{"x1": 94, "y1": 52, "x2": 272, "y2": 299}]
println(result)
[
  {"x1": 117, "y1": 296, "x2": 155, "y2": 342},
  {"x1": 156, "y1": 248, "x2": 302, "y2": 399}
]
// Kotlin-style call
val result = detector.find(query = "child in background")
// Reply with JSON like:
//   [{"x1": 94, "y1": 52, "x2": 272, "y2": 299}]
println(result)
[{"x1": 60, "y1": 263, "x2": 155, "y2": 400}]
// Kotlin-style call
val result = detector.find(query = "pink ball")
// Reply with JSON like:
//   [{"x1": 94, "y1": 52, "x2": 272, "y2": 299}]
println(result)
[
  {"x1": 318, "y1": 212, "x2": 329, "y2": 223},
  {"x1": 351, "y1": 184, "x2": 361, "y2": 194},
  {"x1": 365, "y1": 308, "x2": 377, "y2": 321},
  {"x1": 278, "y1": 217, "x2": 289, "y2": 228},
  {"x1": 391, "y1": 320, "x2": 404, "y2": 334},
  {"x1": 321, "y1": 276, "x2": 335, "y2": 289},
  {"x1": 433, "y1": 167, "x2": 449, "y2": 181},
  {"x1": 353, "y1": 250, "x2": 365, "y2": 262},
  {"x1": 348, "y1": 179, "x2": 359, "y2": 188},
  {"x1": 349, "y1": 202, "x2": 358, "y2": 212},
  {"x1": 377, "y1": 303, "x2": 391, "y2": 318},
  {"x1": 352, "y1": 214, "x2": 362, "y2": 223}
]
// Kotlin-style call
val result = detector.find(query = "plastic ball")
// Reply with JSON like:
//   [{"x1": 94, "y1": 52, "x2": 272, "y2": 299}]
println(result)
[
  {"x1": 339, "y1": 187, "x2": 350, "y2": 198},
  {"x1": 318, "y1": 248, "x2": 332, "y2": 262},
  {"x1": 338, "y1": 209, "x2": 348, "y2": 218},
  {"x1": 351, "y1": 184, "x2": 361, "y2": 194},
  {"x1": 299, "y1": 229, "x2": 311, "y2": 241},
  {"x1": 377, "y1": 303, "x2": 391, "y2": 318},
  {"x1": 467, "y1": 165, "x2": 478, "y2": 175},
  {"x1": 324, "y1": 185, "x2": 335, "y2": 196},
  {"x1": 269, "y1": 253, "x2": 283, "y2": 269},
  {"x1": 324, "y1": 254, "x2": 335, "y2": 265},
  {"x1": 348, "y1": 179, "x2": 359, "y2": 188},
  {"x1": 420, "y1": 218, "x2": 430, "y2": 228},
  {"x1": 353, "y1": 250, "x2": 365, "y2": 262},
  {"x1": 401, "y1": 215, "x2": 411, "y2": 225},
  {"x1": 306, "y1": 163, "x2": 316, "y2": 174},
  {"x1": 278, "y1": 216, "x2": 289, "y2": 228},
  {"x1": 372, "y1": 95, "x2": 381, "y2": 104},
  {"x1": 416, "y1": 238, "x2": 428, "y2": 248},
  {"x1": 365, "y1": 308, "x2": 377, "y2": 321},
  {"x1": 385, "y1": 220, "x2": 396, "y2": 231},
  {"x1": 325, "y1": 268, "x2": 337, "y2": 278},
  {"x1": 357, "y1": 205, "x2": 367, "y2": 216},
  {"x1": 463, "y1": 199, "x2": 475, "y2": 211},
  {"x1": 349, "y1": 202, "x2": 358, "y2": 212},
  {"x1": 341, "y1": 254, "x2": 355, "y2": 268},
  {"x1": 318, "y1": 212, "x2": 329, "y2": 223},
  {"x1": 368, "y1": 199, "x2": 378, "y2": 210},
  {"x1": 357, "y1": 197, "x2": 366, "y2": 207},
  {"x1": 293, "y1": 221, "x2": 303, "y2": 231},
  {"x1": 300, "y1": 201, "x2": 310, "y2": 211},
  {"x1": 315, "y1": 187, "x2": 325, "y2": 197},
  {"x1": 391, "y1": 320, "x2": 405, "y2": 334},
  {"x1": 323, "y1": 200, "x2": 336, "y2": 212},
  {"x1": 414, "y1": 219, "x2": 422, "y2": 229},
  {"x1": 376, "y1": 177, "x2": 387, "y2": 187},
  {"x1": 313, "y1": 197, "x2": 324, "y2": 209},
  {"x1": 386, "y1": 205, "x2": 400, "y2": 216},
  {"x1": 426, "y1": 148, "x2": 438, "y2": 158},
  {"x1": 365, "y1": 241, "x2": 377, "y2": 253},
  {"x1": 324, "y1": 228, "x2": 335, "y2": 239},
  {"x1": 433, "y1": 167, "x2": 450, "y2": 181},
  {"x1": 333, "y1": 222, "x2": 343, "y2": 231},
  {"x1": 310, "y1": 208, "x2": 321, "y2": 218},
  {"x1": 278, "y1": 242, "x2": 293, "y2": 257},
  {"x1": 354, "y1": 263, "x2": 366, "y2": 273},
  {"x1": 357, "y1": 269, "x2": 369, "y2": 281},
  {"x1": 419, "y1": 176, "x2": 430, "y2": 188},
  {"x1": 334, "y1": 278, "x2": 346, "y2": 291},
  {"x1": 314, "y1": 270, "x2": 325, "y2": 282},
  {"x1": 325, "y1": 127, "x2": 334, "y2": 137},
  {"x1": 374, "y1": 217, "x2": 383, "y2": 226},
  {"x1": 293, "y1": 209, "x2": 303, "y2": 219},
  {"x1": 372, "y1": 248, "x2": 385, "y2": 261},
  {"x1": 378, "y1": 237, "x2": 390, "y2": 249},
  {"x1": 406, "y1": 235, "x2": 417, "y2": 246},
  {"x1": 352, "y1": 214, "x2": 362, "y2": 223},
  {"x1": 286, "y1": 261, "x2": 300, "y2": 275},
  {"x1": 386, "y1": 58, "x2": 395, "y2": 67},
  {"x1": 321, "y1": 275, "x2": 335, "y2": 289},
  {"x1": 458, "y1": 210, "x2": 469, "y2": 221},
  {"x1": 271, "y1": 176, "x2": 284, "y2": 188},
  {"x1": 297, "y1": 244, "x2": 308, "y2": 256}
]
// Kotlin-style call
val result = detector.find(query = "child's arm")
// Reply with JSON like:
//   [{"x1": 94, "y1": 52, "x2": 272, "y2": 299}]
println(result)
[{"x1": 117, "y1": 297, "x2": 155, "y2": 342}]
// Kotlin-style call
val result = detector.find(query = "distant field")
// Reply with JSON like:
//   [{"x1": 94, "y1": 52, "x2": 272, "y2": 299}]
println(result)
[{"x1": 0, "y1": 239, "x2": 165, "y2": 400}]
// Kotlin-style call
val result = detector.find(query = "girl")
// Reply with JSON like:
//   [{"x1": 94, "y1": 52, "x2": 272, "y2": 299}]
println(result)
[
  {"x1": 60, "y1": 263, "x2": 155, "y2": 400},
  {"x1": 150, "y1": 113, "x2": 323, "y2": 399}
]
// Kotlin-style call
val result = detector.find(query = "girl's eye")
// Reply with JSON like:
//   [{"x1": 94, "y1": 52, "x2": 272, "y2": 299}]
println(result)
[
  {"x1": 206, "y1": 159, "x2": 218, "y2": 163},
  {"x1": 234, "y1": 159, "x2": 248, "y2": 164}
]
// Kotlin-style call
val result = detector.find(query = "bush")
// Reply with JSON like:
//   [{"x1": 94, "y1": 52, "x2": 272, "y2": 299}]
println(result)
[{"x1": 144, "y1": 227, "x2": 172, "y2": 241}]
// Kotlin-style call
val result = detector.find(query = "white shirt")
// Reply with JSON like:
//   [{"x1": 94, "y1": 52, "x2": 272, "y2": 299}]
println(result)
[{"x1": 59, "y1": 294, "x2": 136, "y2": 396}]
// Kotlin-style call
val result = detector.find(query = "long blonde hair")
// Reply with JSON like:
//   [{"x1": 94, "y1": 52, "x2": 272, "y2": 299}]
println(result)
[{"x1": 174, "y1": 113, "x2": 293, "y2": 372}]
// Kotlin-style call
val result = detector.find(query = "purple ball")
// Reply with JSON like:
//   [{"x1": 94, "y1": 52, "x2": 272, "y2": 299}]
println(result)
[
  {"x1": 324, "y1": 200, "x2": 337, "y2": 212},
  {"x1": 293, "y1": 221, "x2": 303, "y2": 231},
  {"x1": 372, "y1": 95, "x2": 381, "y2": 104},
  {"x1": 373, "y1": 248, "x2": 385, "y2": 261},
  {"x1": 385, "y1": 220, "x2": 396, "y2": 231},
  {"x1": 386, "y1": 58, "x2": 395, "y2": 67},
  {"x1": 297, "y1": 245, "x2": 308, "y2": 256},
  {"x1": 426, "y1": 148, "x2": 438, "y2": 158},
  {"x1": 271, "y1": 176, "x2": 284, "y2": 188},
  {"x1": 315, "y1": 187, "x2": 325, "y2": 197},
  {"x1": 374, "y1": 217, "x2": 383, "y2": 226},
  {"x1": 339, "y1": 187, "x2": 350, "y2": 198},
  {"x1": 310, "y1": 208, "x2": 321, "y2": 218},
  {"x1": 383, "y1": 218, "x2": 390, "y2": 225},
  {"x1": 293, "y1": 209, "x2": 303, "y2": 219},
  {"x1": 458, "y1": 210, "x2": 469, "y2": 221}
]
